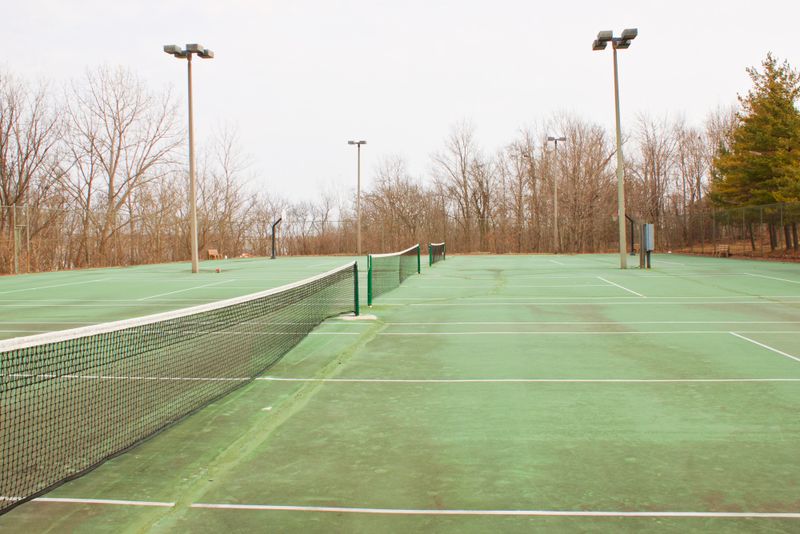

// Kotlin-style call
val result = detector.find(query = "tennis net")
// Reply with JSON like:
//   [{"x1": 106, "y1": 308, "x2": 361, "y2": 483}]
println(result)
[
  {"x1": 0, "y1": 261, "x2": 359, "y2": 515},
  {"x1": 428, "y1": 242, "x2": 446, "y2": 266},
  {"x1": 367, "y1": 244, "x2": 420, "y2": 306}
]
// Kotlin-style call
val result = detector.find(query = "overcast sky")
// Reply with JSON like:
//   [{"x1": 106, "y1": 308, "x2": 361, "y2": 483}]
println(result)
[{"x1": 2, "y1": 0, "x2": 798, "y2": 202}]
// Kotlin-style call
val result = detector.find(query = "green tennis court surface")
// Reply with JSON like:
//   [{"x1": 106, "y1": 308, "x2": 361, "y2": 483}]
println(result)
[
  {"x1": 0, "y1": 256, "x2": 357, "y2": 341},
  {"x1": 2, "y1": 254, "x2": 800, "y2": 532}
]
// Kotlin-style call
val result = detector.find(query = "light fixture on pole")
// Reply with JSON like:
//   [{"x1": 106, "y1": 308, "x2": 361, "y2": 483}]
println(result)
[
  {"x1": 347, "y1": 140, "x2": 367, "y2": 256},
  {"x1": 164, "y1": 43, "x2": 214, "y2": 273},
  {"x1": 592, "y1": 28, "x2": 637, "y2": 269},
  {"x1": 546, "y1": 135, "x2": 566, "y2": 254}
]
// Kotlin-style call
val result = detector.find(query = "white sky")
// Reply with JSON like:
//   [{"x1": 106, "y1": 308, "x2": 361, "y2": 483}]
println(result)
[{"x1": 2, "y1": 0, "x2": 798, "y2": 201}]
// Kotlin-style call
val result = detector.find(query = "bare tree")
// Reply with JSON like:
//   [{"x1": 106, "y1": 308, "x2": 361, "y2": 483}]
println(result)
[
  {"x1": 62, "y1": 66, "x2": 180, "y2": 266},
  {"x1": 432, "y1": 121, "x2": 480, "y2": 250}
]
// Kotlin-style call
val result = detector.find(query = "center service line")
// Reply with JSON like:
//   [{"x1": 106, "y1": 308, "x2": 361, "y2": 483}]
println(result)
[{"x1": 596, "y1": 276, "x2": 646, "y2": 297}]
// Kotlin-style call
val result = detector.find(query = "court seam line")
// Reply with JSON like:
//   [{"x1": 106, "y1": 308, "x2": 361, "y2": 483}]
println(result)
[
  {"x1": 16, "y1": 497, "x2": 800, "y2": 517},
  {"x1": 137, "y1": 280, "x2": 237, "y2": 301},
  {"x1": 730, "y1": 332, "x2": 800, "y2": 363},
  {"x1": 0, "y1": 278, "x2": 109, "y2": 295},
  {"x1": 596, "y1": 277, "x2": 646, "y2": 297}
]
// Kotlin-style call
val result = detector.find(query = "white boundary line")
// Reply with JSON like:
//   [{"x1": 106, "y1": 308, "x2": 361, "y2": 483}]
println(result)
[
  {"x1": 34, "y1": 497, "x2": 175, "y2": 507},
  {"x1": 8, "y1": 374, "x2": 800, "y2": 384},
  {"x1": 379, "y1": 321, "x2": 800, "y2": 325},
  {"x1": 376, "y1": 330, "x2": 800, "y2": 336},
  {"x1": 189, "y1": 503, "x2": 800, "y2": 518},
  {"x1": 549, "y1": 259, "x2": 565, "y2": 266},
  {"x1": 17, "y1": 497, "x2": 800, "y2": 517},
  {"x1": 597, "y1": 277, "x2": 646, "y2": 297},
  {"x1": 730, "y1": 332, "x2": 800, "y2": 363},
  {"x1": 137, "y1": 280, "x2": 236, "y2": 301},
  {"x1": 395, "y1": 301, "x2": 800, "y2": 307},
  {"x1": 258, "y1": 377, "x2": 800, "y2": 384},
  {"x1": 746, "y1": 273, "x2": 800, "y2": 285},
  {"x1": 0, "y1": 278, "x2": 109, "y2": 295}
]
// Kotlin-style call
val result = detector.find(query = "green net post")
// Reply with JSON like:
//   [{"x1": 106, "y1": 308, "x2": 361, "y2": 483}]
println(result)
[
  {"x1": 417, "y1": 245, "x2": 421, "y2": 274},
  {"x1": 367, "y1": 254, "x2": 373, "y2": 307},
  {"x1": 428, "y1": 244, "x2": 432, "y2": 267},
  {"x1": 353, "y1": 262, "x2": 360, "y2": 316},
  {"x1": 443, "y1": 243, "x2": 446, "y2": 260}
]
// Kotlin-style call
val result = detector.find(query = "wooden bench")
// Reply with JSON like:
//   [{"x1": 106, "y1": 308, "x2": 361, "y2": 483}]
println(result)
[
  {"x1": 714, "y1": 244, "x2": 730, "y2": 257},
  {"x1": 207, "y1": 248, "x2": 221, "y2": 260}
]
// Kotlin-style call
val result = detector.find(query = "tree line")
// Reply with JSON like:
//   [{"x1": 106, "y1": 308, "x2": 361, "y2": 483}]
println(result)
[{"x1": 1, "y1": 54, "x2": 797, "y2": 273}]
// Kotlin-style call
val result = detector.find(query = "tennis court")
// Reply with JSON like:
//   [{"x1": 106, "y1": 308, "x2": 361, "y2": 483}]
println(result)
[{"x1": 2, "y1": 253, "x2": 800, "y2": 532}]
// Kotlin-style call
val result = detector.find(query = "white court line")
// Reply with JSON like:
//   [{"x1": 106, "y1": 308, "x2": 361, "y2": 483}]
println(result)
[
  {"x1": 0, "y1": 330, "x2": 359, "y2": 336},
  {"x1": 0, "y1": 278, "x2": 108, "y2": 295},
  {"x1": 258, "y1": 377, "x2": 800, "y2": 384},
  {"x1": 376, "y1": 330, "x2": 800, "y2": 336},
  {"x1": 549, "y1": 259, "x2": 565, "y2": 266},
  {"x1": 597, "y1": 277, "x2": 646, "y2": 297},
  {"x1": 34, "y1": 497, "x2": 175, "y2": 507},
  {"x1": 653, "y1": 259, "x2": 686, "y2": 266},
  {"x1": 746, "y1": 273, "x2": 800, "y2": 285},
  {"x1": 189, "y1": 503, "x2": 800, "y2": 518},
  {"x1": 380, "y1": 321, "x2": 800, "y2": 326},
  {"x1": 412, "y1": 284, "x2": 612, "y2": 289},
  {"x1": 17, "y1": 497, "x2": 800, "y2": 517},
  {"x1": 730, "y1": 332, "x2": 800, "y2": 363},
  {"x1": 396, "y1": 301, "x2": 800, "y2": 307},
  {"x1": 5, "y1": 375, "x2": 800, "y2": 384},
  {"x1": 137, "y1": 280, "x2": 236, "y2": 301},
  {"x1": 8, "y1": 373, "x2": 252, "y2": 382}
]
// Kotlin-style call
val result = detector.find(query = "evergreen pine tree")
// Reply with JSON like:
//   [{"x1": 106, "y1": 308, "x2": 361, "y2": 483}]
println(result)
[{"x1": 711, "y1": 53, "x2": 800, "y2": 206}]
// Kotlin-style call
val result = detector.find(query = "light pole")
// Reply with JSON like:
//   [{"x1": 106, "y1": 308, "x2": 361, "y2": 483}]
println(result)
[
  {"x1": 593, "y1": 28, "x2": 637, "y2": 269},
  {"x1": 546, "y1": 136, "x2": 566, "y2": 253},
  {"x1": 164, "y1": 43, "x2": 214, "y2": 273},
  {"x1": 348, "y1": 140, "x2": 367, "y2": 256}
]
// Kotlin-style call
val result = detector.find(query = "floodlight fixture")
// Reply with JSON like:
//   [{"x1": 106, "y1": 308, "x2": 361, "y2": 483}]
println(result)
[
  {"x1": 620, "y1": 28, "x2": 638, "y2": 40},
  {"x1": 597, "y1": 31, "x2": 613, "y2": 43},
  {"x1": 348, "y1": 139, "x2": 368, "y2": 255},
  {"x1": 592, "y1": 40, "x2": 607, "y2": 51}
]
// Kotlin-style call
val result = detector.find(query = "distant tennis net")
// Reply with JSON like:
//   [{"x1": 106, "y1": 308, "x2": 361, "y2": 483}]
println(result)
[
  {"x1": 0, "y1": 262, "x2": 359, "y2": 515},
  {"x1": 429, "y1": 242, "x2": 446, "y2": 266},
  {"x1": 367, "y1": 244, "x2": 420, "y2": 306}
]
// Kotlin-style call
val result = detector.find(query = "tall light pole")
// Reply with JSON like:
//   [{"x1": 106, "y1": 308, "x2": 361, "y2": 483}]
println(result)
[
  {"x1": 546, "y1": 135, "x2": 566, "y2": 254},
  {"x1": 164, "y1": 43, "x2": 214, "y2": 273},
  {"x1": 593, "y1": 28, "x2": 637, "y2": 269},
  {"x1": 348, "y1": 140, "x2": 367, "y2": 256}
]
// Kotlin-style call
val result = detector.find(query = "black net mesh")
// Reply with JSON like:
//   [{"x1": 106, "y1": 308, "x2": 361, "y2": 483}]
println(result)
[
  {"x1": 0, "y1": 262, "x2": 357, "y2": 514},
  {"x1": 368, "y1": 245, "x2": 419, "y2": 306},
  {"x1": 429, "y1": 242, "x2": 446, "y2": 266}
]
